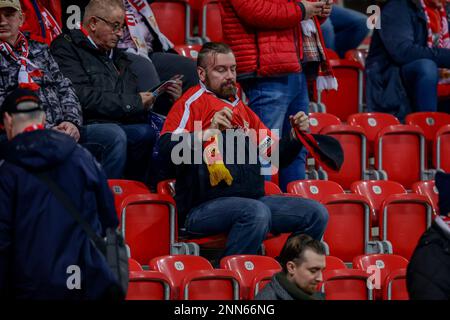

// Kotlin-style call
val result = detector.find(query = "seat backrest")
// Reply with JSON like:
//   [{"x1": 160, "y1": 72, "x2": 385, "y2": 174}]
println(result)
[
  {"x1": 308, "y1": 112, "x2": 341, "y2": 135},
  {"x1": 199, "y1": 0, "x2": 223, "y2": 42},
  {"x1": 249, "y1": 269, "x2": 280, "y2": 300},
  {"x1": 405, "y1": 112, "x2": 450, "y2": 143},
  {"x1": 382, "y1": 268, "x2": 408, "y2": 300},
  {"x1": 347, "y1": 112, "x2": 400, "y2": 147},
  {"x1": 375, "y1": 125, "x2": 425, "y2": 188},
  {"x1": 149, "y1": 255, "x2": 213, "y2": 299},
  {"x1": 344, "y1": 48, "x2": 367, "y2": 67},
  {"x1": 120, "y1": 194, "x2": 176, "y2": 265},
  {"x1": 434, "y1": 124, "x2": 450, "y2": 172},
  {"x1": 325, "y1": 256, "x2": 347, "y2": 272},
  {"x1": 322, "y1": 269, "x2": 372, "y2": 300},
  {"x1": 181, "y1": 269, "x2": 240, "y2": 300},
  {"x1": 157, "y1": 179, "x2": 177, "y2": 197},
  {"x1": 150, "y1": 0, "x2": 190, "y2": 45},
  {"x1": 262, "y1": 233, "x2": 290, "y2": 259},
  {"x1": 320, "y1": 124, "x2": 367, "y2": 189},
  {"x1": 127, "y1": 271, "x2": 171, "y2": 300},
  {"x1": 108, "y1": 179, "x2": 151, "y2": 220},
  {"x1": 264, "y1": 181, "x2": 282, "y2": 195},
  {"x1": 380, "y1": 194, "x2": 431, "y2": 260},
  {"x1": 129, "y1": 258, "x2": 144, "y2": 271},
  {"x1": 352, "y1": 254, "x2": 408, "y2": 287},
  {"x1": 322, "y1": 194, "x2": 371, "y2": 262},
  {"x1": 220, "y1": 255, "x2": 281, "y2": 299},
  {"x1": 350, "y1": 180, "x2": 407, "y2": 212},
  {"x1": 287, "y1": 180, "x2": 345, "y2": 203},
  {"x1": 412, "y1": 180, "x2": 439, "y2": 215}
]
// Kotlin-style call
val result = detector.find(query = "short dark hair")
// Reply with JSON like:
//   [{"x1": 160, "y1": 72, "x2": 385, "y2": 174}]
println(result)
[
  {"x1": 278, "y1": 234, "x2": 326, "y2": 273},
  {"x1": 197, "y1": 42, "x2": 233, "y2": 68}
]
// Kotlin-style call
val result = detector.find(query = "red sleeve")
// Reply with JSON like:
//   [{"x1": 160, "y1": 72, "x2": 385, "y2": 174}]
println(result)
[
  {"x1": 229, "y1": 0, "x2": 303, "y2": 30},
  {"x1": 161, "y1": 98, "x2": 190, "y2": 134}
]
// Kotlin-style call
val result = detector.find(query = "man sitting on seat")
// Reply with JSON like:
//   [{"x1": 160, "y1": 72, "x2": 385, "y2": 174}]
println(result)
[{"x1": 158, "y1": 42, "x2": 329, "y2": 257}]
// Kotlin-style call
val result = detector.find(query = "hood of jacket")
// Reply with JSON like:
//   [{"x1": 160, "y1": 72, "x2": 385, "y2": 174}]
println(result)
[{"x1": 3, "y1": 129, "x2": 77, "y2": 171}]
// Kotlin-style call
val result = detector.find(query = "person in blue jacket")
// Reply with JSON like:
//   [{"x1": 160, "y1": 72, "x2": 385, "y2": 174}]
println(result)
[
  {"x1": 0, "y1": 88, "x2": 120, "y2": 299},
  {"x1": 366, "y1": 0, "x2": 450, "y2": 121}
]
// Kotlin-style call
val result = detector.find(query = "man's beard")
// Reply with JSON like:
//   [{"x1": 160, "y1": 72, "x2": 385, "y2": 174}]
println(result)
[{"x1": 205, "y1": 78, "x2": 237, "y2": 99}]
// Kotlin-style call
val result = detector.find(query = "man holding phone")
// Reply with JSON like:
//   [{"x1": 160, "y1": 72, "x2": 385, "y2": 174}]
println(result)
[{"x1": 50, "y1": 0, "x2": 182, "y2": 184}]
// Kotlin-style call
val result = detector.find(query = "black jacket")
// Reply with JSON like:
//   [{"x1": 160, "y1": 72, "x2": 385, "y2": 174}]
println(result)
[
  {"x1": 366, "y1": 0, "x2": 450, "y2": 121},
  {"x1": 407, "y1": 217, "x2": 450, "y2": 300},
  {"x1": 0, "y1": 130, "x2": 119, "y2": 299},
  {"x1": 50, "y1": 29, "x2": 146, "y2": 124}
]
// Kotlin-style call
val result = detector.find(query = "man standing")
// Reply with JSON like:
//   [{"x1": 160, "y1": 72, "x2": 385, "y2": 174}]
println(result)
[
  {"x1": 0, "y1": 88, "x2": 119, "y2": 299},
  {"x1": 50, "y1": 0, "x2": 182, "y2": 183},
  {"x1": 0, "y1": 0, "x2": 124, "y2": 179},
  {"x1": 159, "y1": 42, "x2": 328, "y2": 258},
  {"x1": 219, "y1": 0, "x2": 334, "y2": 191}
]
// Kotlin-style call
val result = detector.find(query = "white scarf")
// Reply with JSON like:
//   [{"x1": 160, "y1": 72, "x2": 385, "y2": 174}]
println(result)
[{"x1": 123, "y1": 0, "x2": 174, "y2": 57}]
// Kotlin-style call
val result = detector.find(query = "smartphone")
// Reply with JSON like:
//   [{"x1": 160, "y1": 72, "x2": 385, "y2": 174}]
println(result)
[{"x1": 148, "y1": 74, "x2": 184, "y2": 98}]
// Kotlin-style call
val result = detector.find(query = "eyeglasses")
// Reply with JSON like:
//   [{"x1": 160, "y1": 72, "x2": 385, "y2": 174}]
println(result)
[{"x1": 94, "y1": 15, "x2": 126, "y2": 33}]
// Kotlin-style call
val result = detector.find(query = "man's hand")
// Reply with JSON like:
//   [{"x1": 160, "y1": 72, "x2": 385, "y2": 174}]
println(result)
[
  {"x1": 166, "y1": 79, "x2": 183, "y2": 102},
  {"x1": 139, "y1": 92, "x2": 156, "y2": 111},
  {"x1": 319, "y1": 0, "x2": 332, "y2": 18},
  {"x1": 290, "y1": 111, "x2": 309, "y2": 140},
  {"x1": 210, "y1": 107, "x2": 234, "y2": 131},
  {"x1": 301, "y1": 1, "x2": 326, "y2": 20},
  {"x1": 54, "y1": 121, "x2": 80, "y2": 142}
]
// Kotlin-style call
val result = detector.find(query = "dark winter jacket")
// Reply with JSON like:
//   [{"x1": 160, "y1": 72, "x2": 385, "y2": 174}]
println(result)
[
  {"x1": 366, "y1": 0, "x2": 450, "y2": 121},
  {"x1": 255, "y1": 272, "x2": 323, "y2": 300},
  {"x1": 50, "y1": 29, "x2": 146, "y2": 125},
  {"x1": 407, "y1": 216, "x2": 450, "y2": 300},
  {"x1": 0, "y1": 129, "x2": 119, "y2": 299}
]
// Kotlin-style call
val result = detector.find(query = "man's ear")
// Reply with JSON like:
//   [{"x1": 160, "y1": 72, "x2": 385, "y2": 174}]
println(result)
[
  {"x1": 197, "y1": 66, "x2": 206, "y2": 83},
  {"x1": 18, "y1": 11, "x2": 25, "y2": 27},
  {"x1": 286, "y1": 261, "x2": 297, "y2": 276}
]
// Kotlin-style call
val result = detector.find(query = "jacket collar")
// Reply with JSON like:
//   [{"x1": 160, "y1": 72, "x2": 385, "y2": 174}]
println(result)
[
  {"x1": 274, "y1": 272, "x2": 321, "y2": 300},
  {"x1": 68, "y1": 29, "x2": 125, "y2": 61}
]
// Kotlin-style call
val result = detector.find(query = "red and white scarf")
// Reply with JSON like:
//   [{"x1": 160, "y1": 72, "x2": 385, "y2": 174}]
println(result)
[
  {"x1": 40, "y1": 7, "x2": 62, "y2": 43},
  {"x1": 421, "y1": 0, "x2": 450, "y2": 83},
  {"x1": 123, "y1": 0, "x2": 173, "y2": 57},
  {"x1": 301, "y1": 16, "x2": 338, "y2": 91},
  {"x1": 0, "y1": 33, "x2": 42, "y2": 91}
]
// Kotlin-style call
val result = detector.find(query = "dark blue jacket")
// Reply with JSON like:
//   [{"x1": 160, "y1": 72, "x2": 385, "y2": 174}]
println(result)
[
  {"x1": 0, "y1": 130, "x2": 119, "y2": 299},
  {"x1": 366, "y1": 0, "x2": 450, "y2": 121}
]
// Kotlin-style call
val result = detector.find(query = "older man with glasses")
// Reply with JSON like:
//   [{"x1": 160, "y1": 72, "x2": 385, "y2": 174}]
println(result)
[{"x1": 51, "y1": 0, "x2": 180, "y2": 185}]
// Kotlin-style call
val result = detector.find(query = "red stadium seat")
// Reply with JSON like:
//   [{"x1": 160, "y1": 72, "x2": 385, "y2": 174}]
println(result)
[
  {"x1": 438, "y1": 83, "x2": 450, "y2": 99},
  {"x1": 287, "y1": 180, "x2": 345, "y2": 203},
  {"x1": 249, "y1": 269, "x2": 280, "y2": 300},
  {"x1": 220, "y1": 255, "x2": 281, "y2": 300},
  {"x1": 199, "y1": 0, "x2": 223, "y2": 42},
  {"x1": 262, "y1": 233, "x2": 290, "y2": 259},
  {"x1": 181, "y1": 269, "x2": 240, "y2": 300},
  {"x1": 412, "y1": 180, "x2": 439, "y2": 215},
  {"x1": 321, "y1": 269, "x2": 373, "y2": 300},
  {"x1": 325, "y1": 256, "x2": 347, "y2": 272},
  {"x1": 320, "y1": 124, "x2": 368, "y2": 189},
  {"x1": 434, "y1": 124, "x2": 450, "y2": 172},
  {"x1": 405, "y1": 112, "x2": 450, "y2": 146},
  {"x1": 380, "y1": 194, "x2": 432, "y2": 259},
  {"x1": 264, "y1": 181, "x2": 282, "y2": 195},
  {"x1": 150, "y1": 0, "x2": 195, "y2": 45},
  {"x1": 127, "y1": 271, "x2": 171, "y2": 300},
  {"x1": 353, "y1": 254, "x2": 409, "y2": 300},
  {"x1": 308, "y1": 112, "x2": 341, "y2": 135},
  {"x1": 344, "y1": 48, "x2": 368, "y2": 67},
  {"x1": 374, "y1": 124, "x2": 427, "y2": 188},
  {"x1": 108, "y1": 179, "x2": 151, "y2": 219},
  {"x1": 173, "y1": 44, "x2": 201, "y2": 60},
  {"x1": 322, "y1": 194, "x2": 381, "y2": 263},
  {"x1": 350, "y1": 180, "x2": 407, "y2": 228},
  {"x1": 314, "y1": 58, "x2": 365, "y2": 121},
  {"x1": 129, "y1": 258, "x2": 144, "y2": 271},
  {"x1": 149, "y1": 255, "x2": 212, "y2": 299},
  {"x1": 119, "y1": 194, "x2": 177, "y2": 265},
  {"x1": 347, "y1": 112, "x2": 400, "y2": 157},
  {"x1": 382, "y1": 268, "x2": 408, "y2": 300}
]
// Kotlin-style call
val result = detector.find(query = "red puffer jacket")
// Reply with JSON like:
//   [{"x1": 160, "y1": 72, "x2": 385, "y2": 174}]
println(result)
[{"x1": 219, "y1": 0, "x2": 305, "y2": 77}]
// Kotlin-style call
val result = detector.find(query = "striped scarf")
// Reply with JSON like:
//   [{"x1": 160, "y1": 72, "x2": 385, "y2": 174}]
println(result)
[
  {"x1": 421, "y1": 0, "x2": 450, "y2": 83},
  {"x1": 0, "y1": 33, "x2": 42, "y2": 91}
]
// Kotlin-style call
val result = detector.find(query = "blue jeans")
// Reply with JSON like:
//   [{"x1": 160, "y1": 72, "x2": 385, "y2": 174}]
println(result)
[
  {"x1": 185, "y1": 195, "x2": 328, "y2": 257},
  {"x1": 80, "y1": 123, "x2": 127, "y2": 179},
  {"x1": 80, "y1": 123, "x2": 156, "y2": 183},
  {"x1": 401, "y1": 59, "x2": 439, "y2": 112},
  {"x1": 321, "y1": 6, "x2": 369, "y2": 58},
  {"x1": 242, "y1": 73, "x2": 309, "y2": 191}
]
